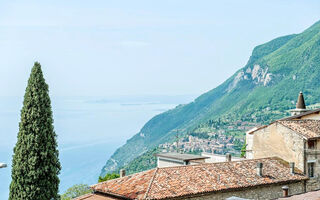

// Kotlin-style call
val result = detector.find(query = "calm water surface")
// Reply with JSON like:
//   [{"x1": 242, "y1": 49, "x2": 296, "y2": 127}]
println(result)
[{"x1": 0, "y1": 95, "x2": 195, "y2": 199}]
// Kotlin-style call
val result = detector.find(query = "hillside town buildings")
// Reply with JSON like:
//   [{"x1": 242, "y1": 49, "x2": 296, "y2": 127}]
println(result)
[
  {"x1": 159, "y1": 134, "x2": 242, "y2": 155},
  {"x1": 76, "y1": 92, "x2": 320, "y2": 199}
]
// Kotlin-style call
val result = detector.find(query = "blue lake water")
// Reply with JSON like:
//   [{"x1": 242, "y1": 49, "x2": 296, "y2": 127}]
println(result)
[{"x1": 0, "y1": 95, "x2": 195, "y2": 199}]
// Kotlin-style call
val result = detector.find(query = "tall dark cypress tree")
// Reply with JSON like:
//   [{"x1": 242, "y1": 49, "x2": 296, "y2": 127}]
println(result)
[{"x1": 9, "y1": 62, "x2": 61, "y2": 200}]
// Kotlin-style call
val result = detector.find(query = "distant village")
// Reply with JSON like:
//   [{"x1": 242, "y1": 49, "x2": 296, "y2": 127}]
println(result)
[
  {"x1": 159, "y1": 120, "x2": 257, "y2": 156},
  {"x1": 159, "y1": 134, "x2": 242, "y2": 155}
]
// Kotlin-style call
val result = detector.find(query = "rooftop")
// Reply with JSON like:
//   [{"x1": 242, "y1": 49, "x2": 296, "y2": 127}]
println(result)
[
  {"x1": 280, "y1": 108, "x2": 320, "y2": 121},
  {"x1": 278, "y1": 120, "x2": 320, "y2": 139},
  {"x1": 91, "y1": 157, "x2": 307, "y2": 200},
  {"x1": 155, "y1": 152, "x2": 209, "y2": 161},
  {"x1": 73, "y1": 193, "x2": 120, "y2": 200}
]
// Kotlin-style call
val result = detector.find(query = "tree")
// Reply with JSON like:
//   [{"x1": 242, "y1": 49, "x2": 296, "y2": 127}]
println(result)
[
  {"x1": 9, "y1": 62, "x2": 61, "y2": 200},
  {"x1": 240, "y1": 142, "x2": 247, "y2": 158},
  {"x1": 61, "y1": 184, "x2": 92, "y2": 200},
  {"x1": 98, "y1": 173, "x2": 120, "y2": 182}
]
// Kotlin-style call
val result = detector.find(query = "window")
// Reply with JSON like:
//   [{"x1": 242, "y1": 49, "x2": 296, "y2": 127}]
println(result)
[
  {"x1": 308, "y1": 162, "x2": 315, "y2": 178},
  {"x1": 308, "y1": 140, "x2": 316, "y2": 149}
]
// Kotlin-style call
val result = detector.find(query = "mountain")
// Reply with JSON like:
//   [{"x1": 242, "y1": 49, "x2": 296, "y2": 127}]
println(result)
[{"x1": 100, "y1": 20, "x2": 320, "y2": 176}]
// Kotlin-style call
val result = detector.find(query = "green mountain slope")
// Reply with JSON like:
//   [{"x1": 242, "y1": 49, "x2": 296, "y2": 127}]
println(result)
[{"x1": 100, "y1": 20, "x2": 320, "y2": 176}]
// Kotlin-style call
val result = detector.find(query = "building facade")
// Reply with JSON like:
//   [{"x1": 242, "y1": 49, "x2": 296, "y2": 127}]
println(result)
[{"x1": 247, "y1": 92, "x2": 320, "y2": 191}]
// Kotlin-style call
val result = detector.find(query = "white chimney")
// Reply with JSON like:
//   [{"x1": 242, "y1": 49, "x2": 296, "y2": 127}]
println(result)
[
  {"x1": 226, "y1": 153, "x2": 231, "y2": 162},
  {"x1": 120, "y1": 169, "x2": 126, "y2": 178}
]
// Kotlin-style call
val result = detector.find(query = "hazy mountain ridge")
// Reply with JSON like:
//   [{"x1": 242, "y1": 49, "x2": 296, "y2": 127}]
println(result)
[{"x1": 101, "y1": 20, "x2": 320, "y2": 176}]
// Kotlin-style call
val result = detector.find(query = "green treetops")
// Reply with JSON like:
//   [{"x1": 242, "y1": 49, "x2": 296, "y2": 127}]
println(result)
[
  {"x1": 9, "y1": 62, "x2": 61, "y2": 200},
  {"x1": 61, "y1": 184, "x2": 92, "y2": 200},
  {"x1": 98, "y1": 173, "x2": 120, "y2": 182}
]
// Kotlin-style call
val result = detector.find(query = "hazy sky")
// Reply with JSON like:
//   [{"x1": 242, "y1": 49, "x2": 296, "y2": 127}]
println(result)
[{"x1": 1, "y1": 0, "x2": 320, "y2": 97}]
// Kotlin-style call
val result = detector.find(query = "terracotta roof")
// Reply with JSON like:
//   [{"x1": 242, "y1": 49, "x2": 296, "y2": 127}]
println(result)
[
  {"x1": 91, "y1": 157, "x2": 307, "y2": 200},
  {"x1": 93, "y1": 168, "x2": 157, "y2": 199},
  {"x1": 278, "y1": 120, "x2": 320, "y2": 139},
  {"x1": 155, "y1": 152, "x2": 209, "y2": 161},
  {"x1": 73, "y1": 193, "x2": 120, "y2": 200}
]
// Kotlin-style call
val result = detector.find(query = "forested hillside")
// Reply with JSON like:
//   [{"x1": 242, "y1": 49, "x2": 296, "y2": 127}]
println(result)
[{"x1": 101, "y1": 20, "x2": 320, "y2": 177}]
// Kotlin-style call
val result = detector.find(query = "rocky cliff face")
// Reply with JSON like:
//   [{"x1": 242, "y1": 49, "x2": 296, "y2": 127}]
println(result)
[{"x1": 227, "y1": 64, "x2": 273, "y2": 92}]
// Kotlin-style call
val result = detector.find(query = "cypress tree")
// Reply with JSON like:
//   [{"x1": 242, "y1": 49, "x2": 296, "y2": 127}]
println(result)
[{"x1": 9, "y1": 62, "x2": 61, "y2": 200}]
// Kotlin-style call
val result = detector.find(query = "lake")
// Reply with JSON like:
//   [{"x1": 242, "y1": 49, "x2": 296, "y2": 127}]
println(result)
[{"x1": 0, "y1": 95, "x2": 195, "y2": 199}]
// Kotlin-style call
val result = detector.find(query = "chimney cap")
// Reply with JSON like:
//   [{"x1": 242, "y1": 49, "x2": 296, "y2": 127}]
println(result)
[
  {"x1": 282, "y1": 186, "x2": 289, "y2": 190},
  {"x1": 296, "y1": 92, "x2": 306, "y2": 109}
]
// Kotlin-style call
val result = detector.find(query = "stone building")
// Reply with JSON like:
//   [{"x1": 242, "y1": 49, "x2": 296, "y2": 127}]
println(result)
[
  {"x1": 75, "y1": 157, "x2": 307, "y2": 200},
  {"x1": 246, "y1": 92, "x2": 320, "y2": 191}
]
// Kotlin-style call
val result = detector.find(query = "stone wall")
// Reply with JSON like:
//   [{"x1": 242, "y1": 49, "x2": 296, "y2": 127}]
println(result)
[
  {"x1": 246, "y1": 123, "x2": 305, "y2": 171},
  {"x1": 179, "y1": 182, "x2": 305, "y2": 200},
  {"x1": 305, "y1": 139, "x2": 320, "y2": 191}
]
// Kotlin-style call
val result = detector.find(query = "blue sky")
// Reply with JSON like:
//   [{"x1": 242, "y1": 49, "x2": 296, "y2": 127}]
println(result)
[{"x1": 0, "y1": 0, "x2": 320, "y2": 97}]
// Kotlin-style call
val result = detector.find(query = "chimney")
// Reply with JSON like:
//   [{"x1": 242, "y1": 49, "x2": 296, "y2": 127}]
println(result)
[
  {"x1": 296, "y1": 92, "x2": 306, "y2": 109},
  {"x1": 120, "y1": 169, "x2": 126, "y2": 178},
  {"x1": 256, "y1": 162, "x2": 263, "y2": 176},
  {"x1": 290, "y1": 92, "x2": 309, "y2": 116},
  {"x1": 282, "y1": 186, "x2": 289, "y2": 197},
  {"x1": 226, "y1": 153, "x2": 231, "y2": 162},
  {"x1": 289, "y1": 162, "x2": 295, "y2": 174}
]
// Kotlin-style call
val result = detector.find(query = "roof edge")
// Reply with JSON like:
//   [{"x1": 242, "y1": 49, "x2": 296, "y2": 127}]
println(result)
[{"x1": 149, "y1": 179, "x2": 307, "y2": 200}]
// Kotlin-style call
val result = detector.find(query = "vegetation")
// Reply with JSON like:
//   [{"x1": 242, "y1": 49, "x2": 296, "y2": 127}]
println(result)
[
  {"x1": 110, "y1": 148, "x2": 159, "y2": 176},
  {"x1": 9, "y1": 62, "x2": 61, "y2": 200},
  {"x1": 101, "y1": 20, "x2": 320, "y2": 177},
  {"x1": 240, "y1": 142, "x2": 247, "y2": 158},
  {"x1": 61, "y1": 184, "x2": 92, "y2": 200},
  {"x1": 98, "y1": 173, "x2": 120, "y2": 182}
]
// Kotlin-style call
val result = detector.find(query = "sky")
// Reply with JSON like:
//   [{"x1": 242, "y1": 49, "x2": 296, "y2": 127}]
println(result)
[{"x1": 0, "y1": 0, "x2": 320, "y2": 97}]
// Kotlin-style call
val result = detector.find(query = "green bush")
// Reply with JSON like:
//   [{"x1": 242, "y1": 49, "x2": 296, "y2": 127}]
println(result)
[
  {"x1": 98, "y1": 173, "x2": 120, "y2": 182},
  {"x1": 61, "y1": 184, "x2": 92, "y2": 200}
]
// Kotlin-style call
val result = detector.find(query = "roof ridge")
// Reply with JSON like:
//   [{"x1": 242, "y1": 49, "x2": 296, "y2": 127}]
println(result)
[
  {"x1": 278, "y1": 108, "x2": 320, "y2": 121},
  {"x1": 156, "y1": 157, "x2": 277, "y2": 171},
  {"x1": 144, "y1": 167, "x2": 159, "y2": 200},
  {"x1": 281, "y1": 119, "x2": 319, "y2": 121},
  {"x1": 92, "y1": 168, "x2": 157, "y2": 187}
]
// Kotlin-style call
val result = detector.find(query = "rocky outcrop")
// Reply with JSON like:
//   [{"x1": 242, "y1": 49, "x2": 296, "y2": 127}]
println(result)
[{"x1": 227, "y1": 64, "x2": 273, "y2": 92}]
